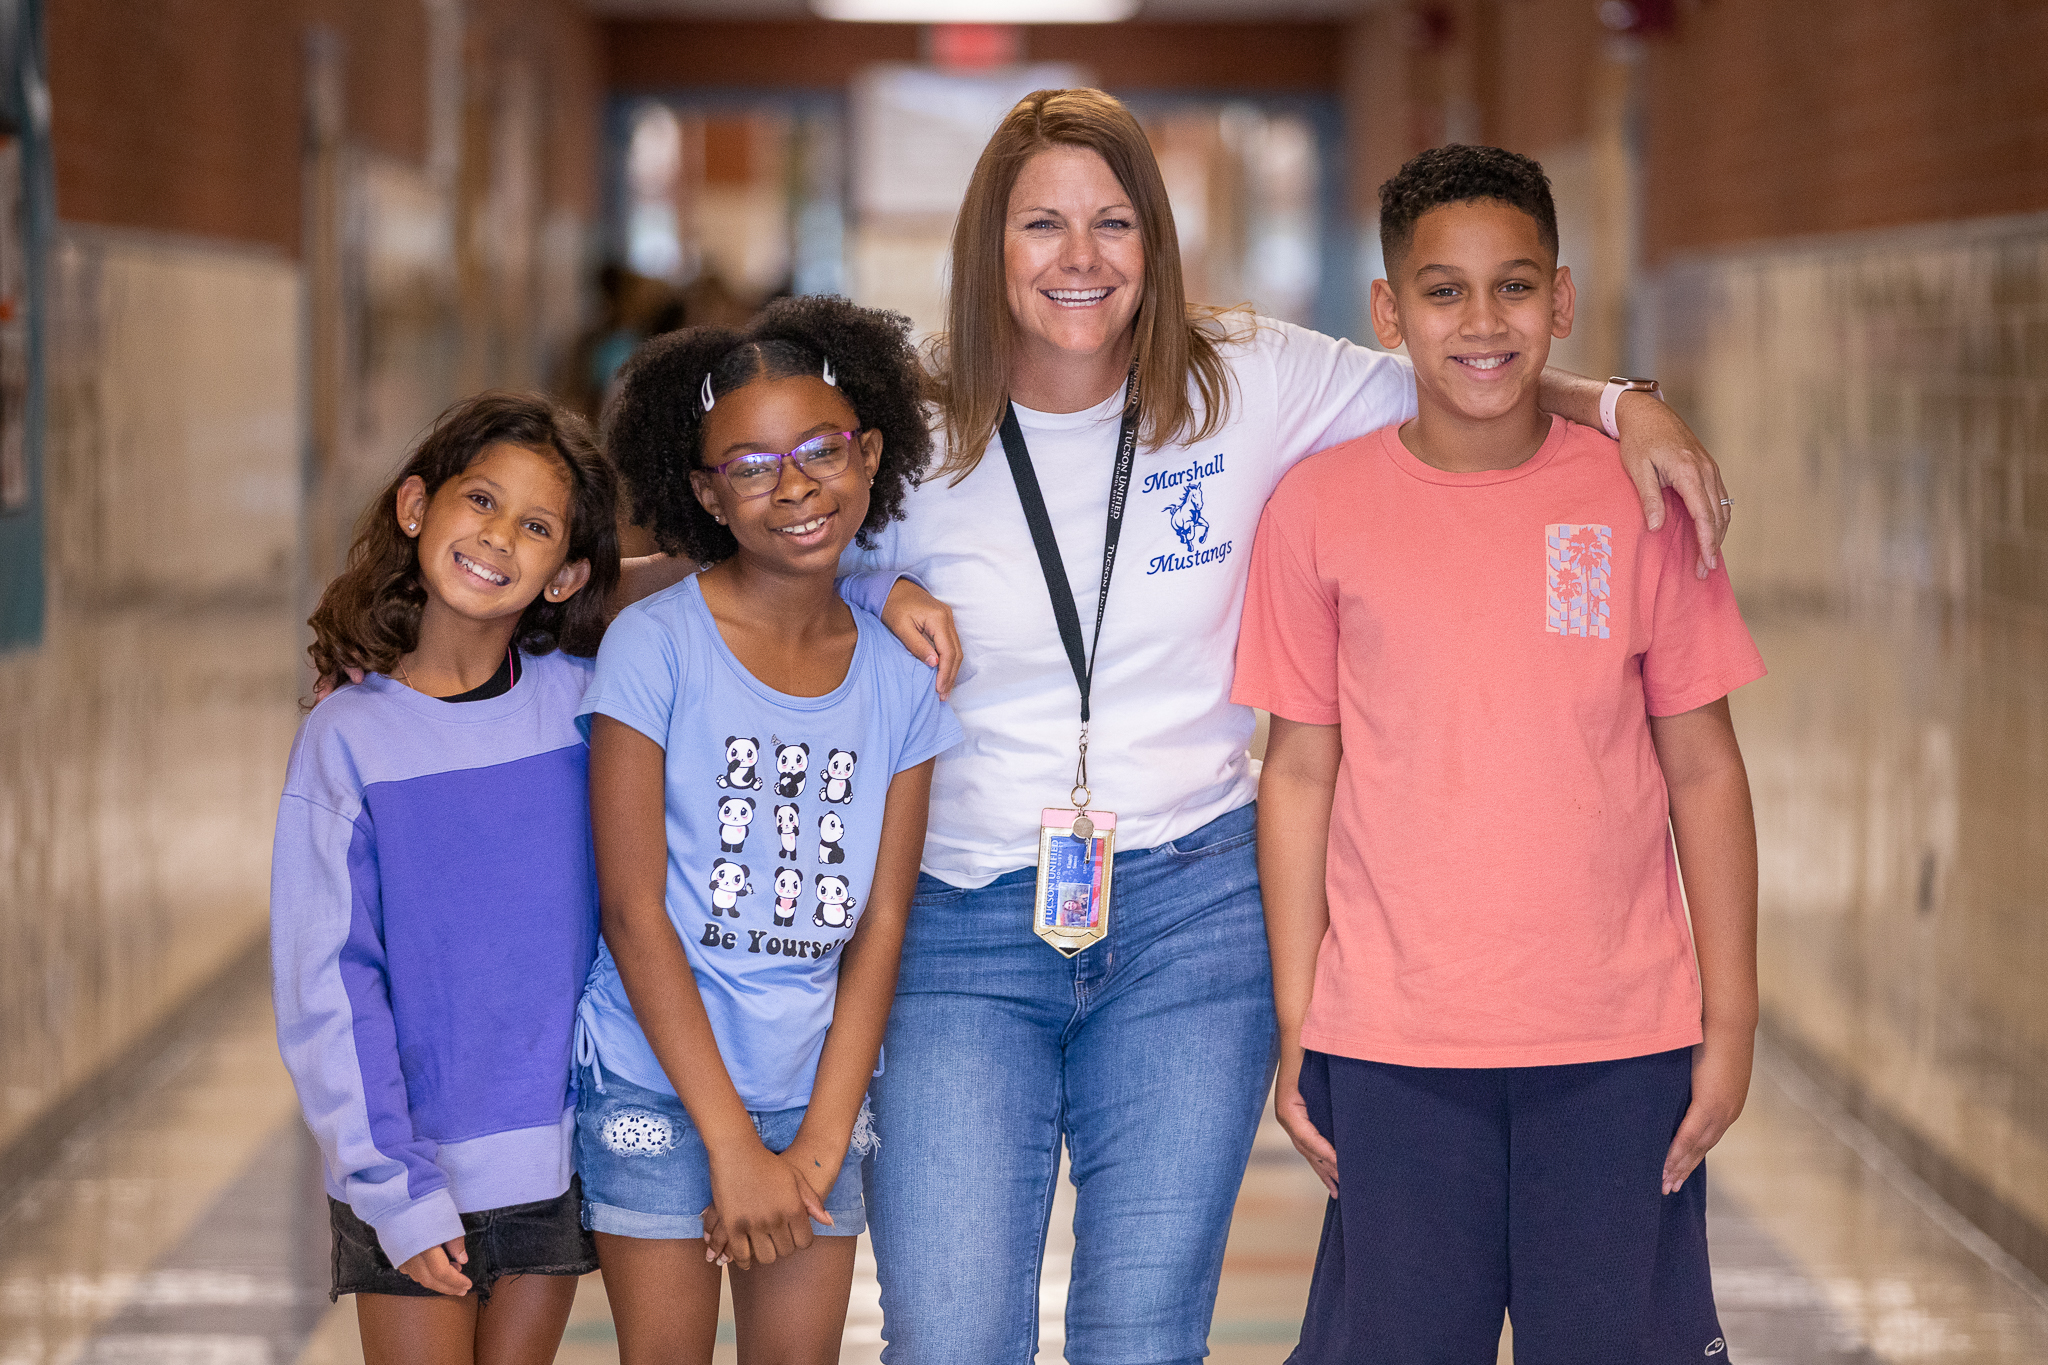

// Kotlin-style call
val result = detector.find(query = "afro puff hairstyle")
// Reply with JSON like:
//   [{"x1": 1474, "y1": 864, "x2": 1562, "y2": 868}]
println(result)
[
  {"x1": 1377, "y1": 144, "x2": 1558, "y2": 278},
  {"x1": 604, "y1": 294, "x2": 931, "y2": 566}
]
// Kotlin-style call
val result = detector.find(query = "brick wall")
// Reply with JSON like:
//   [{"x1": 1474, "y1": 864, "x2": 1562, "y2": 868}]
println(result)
[
  {"x1": 1343, "y1": 0, "x2": 1608, "y2": 219},
  {"x1": 1642, "y1": 0, "x2": 2048, "y2": 258},
  {"x1": 46, "y1": 0, "x2": 599, "y2": 253},
  {"x1": 49, "y1": 0, "x2": 303, "y2": 252},
  {"x1": 1340, "y1": 0, "x2": 2048, "y2": 254}
]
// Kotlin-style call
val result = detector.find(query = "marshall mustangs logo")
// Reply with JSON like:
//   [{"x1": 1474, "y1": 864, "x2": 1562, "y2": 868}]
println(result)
[{"x1": 1143, "y1": 453, "x2": 1234, "y2": 574}]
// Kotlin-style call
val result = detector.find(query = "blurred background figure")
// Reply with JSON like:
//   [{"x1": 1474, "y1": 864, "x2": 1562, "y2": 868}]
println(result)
[{"x1": 2, "y1": 2, "x2": 2046, "y2": 1363}]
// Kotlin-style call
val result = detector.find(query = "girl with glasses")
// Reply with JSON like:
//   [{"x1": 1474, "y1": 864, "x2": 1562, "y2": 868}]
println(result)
[{"x1": 574, "y1": 295, "x2": 960, "y2": 1363}]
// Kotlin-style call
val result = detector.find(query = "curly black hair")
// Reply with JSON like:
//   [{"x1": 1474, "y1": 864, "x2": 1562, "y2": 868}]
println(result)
[
  {"x1": 604, "y1": 294, "x2": 931, "y2": 565},
  {"x1": 1378, "y1": 144, "x2": 1558, "y2": 277}
]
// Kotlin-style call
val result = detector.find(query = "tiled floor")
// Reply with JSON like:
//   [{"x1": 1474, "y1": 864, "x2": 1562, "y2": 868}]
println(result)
[{"x1": 4, "y1": 972, "x2": 2045, "y2": 1365}]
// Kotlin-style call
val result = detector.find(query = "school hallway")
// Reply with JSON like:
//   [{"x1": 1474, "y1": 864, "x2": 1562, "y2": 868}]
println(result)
[
  {"x1": 1, "y1": 953, "x2": 2043, "y2": 1365},
  {"x1": 8, "y1": 3, "x2": 2048, "y2": 1365}
]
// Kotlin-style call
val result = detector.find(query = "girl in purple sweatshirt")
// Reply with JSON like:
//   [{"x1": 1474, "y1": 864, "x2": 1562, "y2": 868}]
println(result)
[{"x1": 269, "y1": 392, "x2": 620, "y2": 1364}]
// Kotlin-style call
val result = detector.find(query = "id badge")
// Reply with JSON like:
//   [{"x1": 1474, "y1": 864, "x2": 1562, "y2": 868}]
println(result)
[{"x1": 1033, "y1": 808, "x2": 1116, "y2": 957}]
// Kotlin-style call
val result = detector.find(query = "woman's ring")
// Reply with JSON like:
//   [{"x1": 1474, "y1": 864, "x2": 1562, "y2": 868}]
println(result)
[{"x1": 1719, "y1": 498, "x2": 1733, "y2": 507}]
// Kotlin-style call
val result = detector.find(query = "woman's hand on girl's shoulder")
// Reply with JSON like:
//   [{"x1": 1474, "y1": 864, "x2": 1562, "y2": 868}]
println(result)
[
  {"x1": 310, "y1": 667, "x2": 366, "y2": 705},
  {"x1": 880, "y1": 577, "x2": 962, "y2": 699}
]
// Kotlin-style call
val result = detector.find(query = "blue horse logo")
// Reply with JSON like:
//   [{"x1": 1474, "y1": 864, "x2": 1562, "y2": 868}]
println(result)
[{"x1": 1165, "y1": 482, "x2": 1210, "y2": 551}]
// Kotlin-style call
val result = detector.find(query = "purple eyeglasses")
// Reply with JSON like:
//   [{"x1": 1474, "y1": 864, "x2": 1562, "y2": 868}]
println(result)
[{"x1": 705, "y1": 430, "x2": 859, "y2": 499}]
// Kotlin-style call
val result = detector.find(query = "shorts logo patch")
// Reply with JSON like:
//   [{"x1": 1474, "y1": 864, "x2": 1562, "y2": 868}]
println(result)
[
  {"x1": 1705, "y1": 1338, "x2": 1726, "y2": 1356},
  {"x1": 600, "y1": 1108, "x2": 678, "y2": 1156},
  {"x1": 1546, "y1": 523, "x2": 1612, "y2": 638}
]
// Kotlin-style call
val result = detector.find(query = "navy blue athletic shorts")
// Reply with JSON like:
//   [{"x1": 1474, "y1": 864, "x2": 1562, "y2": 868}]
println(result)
[{"x1": 1288, "y1": 1046, "x2": 1730, "y2": 1365}]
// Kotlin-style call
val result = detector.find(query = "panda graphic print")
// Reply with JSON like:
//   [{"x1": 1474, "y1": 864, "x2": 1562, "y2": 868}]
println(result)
[
  {"x1": 573, "y1": 575, "x2": 961, "y2": 1113},
  {"x1": 708, "y1": 733, "x2": 863, "y2": 925}
]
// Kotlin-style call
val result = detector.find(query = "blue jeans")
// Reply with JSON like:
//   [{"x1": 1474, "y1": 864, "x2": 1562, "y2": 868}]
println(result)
[{"x1": 865, "y1": 802, "x2": 1276, "y2": 1365}]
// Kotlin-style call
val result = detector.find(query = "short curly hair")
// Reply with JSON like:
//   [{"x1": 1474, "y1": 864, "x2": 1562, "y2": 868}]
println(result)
[
  {"x1": 605, "y1": 295, "x2": 931, "y2": 565},
  {"x1": 1378, "y1": 144, "x2": 1558, "y2": 277}
]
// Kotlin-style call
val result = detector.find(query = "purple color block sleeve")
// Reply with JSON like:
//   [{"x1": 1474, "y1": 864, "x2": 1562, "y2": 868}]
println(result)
[
  {"x1": 272, "y1": 794, "x2": 462, "y2": 1267},
  {"x1": 270, "y1": 651, "x2": 599, "y2": 1269}
]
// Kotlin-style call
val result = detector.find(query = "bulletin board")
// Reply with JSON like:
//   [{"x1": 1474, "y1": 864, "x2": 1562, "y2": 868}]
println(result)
[{"x1": 0, "y1": 0, "x2": 48, "y2": 652}]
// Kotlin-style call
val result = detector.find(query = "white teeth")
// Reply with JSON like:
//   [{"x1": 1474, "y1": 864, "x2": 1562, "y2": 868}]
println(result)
[
  {"x1": 776, "y1": 515, "x2": 829, "y2": 536},
  {"x1": 1459, "y1": 356, "x2": 1509, "y2": 370},
  {"x1": 1045, "y1": 288, "x2": 1111, "y2": 307},
  {"x1": 454, "y1": 552, "x2": 510, "y2": 586}
]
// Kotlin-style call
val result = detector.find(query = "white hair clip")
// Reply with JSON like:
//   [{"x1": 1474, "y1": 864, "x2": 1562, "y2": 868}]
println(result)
[
  {"x1": 700, "y1": 373, "x2": 716, "y2": 411},
  {"x1": 821, "y1": 356, "x2": 837, "y2": 387}
]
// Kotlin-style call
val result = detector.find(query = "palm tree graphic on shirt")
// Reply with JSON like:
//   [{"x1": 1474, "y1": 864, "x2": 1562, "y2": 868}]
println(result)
[{"x1": 1545, "y1": 523, "x2": 1612, "y2": 638}]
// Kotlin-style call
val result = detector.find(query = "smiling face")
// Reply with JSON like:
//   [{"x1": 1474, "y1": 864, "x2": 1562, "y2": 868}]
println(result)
[
  {"x1": 399, "y1": 442, "x2": 589, "y2": 629},
  {"x1": 691, "y1": 374, "x2": 880, "y2": 575},
  {"x1": 1003, "y1": 146, "x2": 1144, "y2": 382},
  {"x1": 1370, "y1": 198, "x2": 1574, "y2": 425}
]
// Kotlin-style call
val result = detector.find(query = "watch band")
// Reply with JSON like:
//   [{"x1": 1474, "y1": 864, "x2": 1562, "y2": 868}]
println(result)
[{"x1": 1600, "y1": 377, "x2": 1663, "y2": 440}]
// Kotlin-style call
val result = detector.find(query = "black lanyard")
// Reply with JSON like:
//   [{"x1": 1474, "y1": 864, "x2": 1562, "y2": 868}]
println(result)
[{"x1": 997, "y1": 365, "x2": 1141, "y2": 727}]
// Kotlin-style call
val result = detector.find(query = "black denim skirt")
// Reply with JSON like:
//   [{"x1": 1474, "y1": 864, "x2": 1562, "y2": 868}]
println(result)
[{"x1": 330, "y1": 1175, "x2": 597, "y2": 1302}]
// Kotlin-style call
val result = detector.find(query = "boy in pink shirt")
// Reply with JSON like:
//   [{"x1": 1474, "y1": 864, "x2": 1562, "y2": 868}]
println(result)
[{"x1": 1233, "y1": 145, "x2": 1764, "y2": 1363}]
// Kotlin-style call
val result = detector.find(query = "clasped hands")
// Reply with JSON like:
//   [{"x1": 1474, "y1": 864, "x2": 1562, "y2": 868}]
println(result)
[{"x1": 699, "y1": 1133, "x2": 844, "y2": 1271}]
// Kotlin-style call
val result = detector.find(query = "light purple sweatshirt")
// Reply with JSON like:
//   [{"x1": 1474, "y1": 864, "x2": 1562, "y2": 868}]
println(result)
[{"x1": 269, "y1": 652, "x2": 599, "y2": 1268}]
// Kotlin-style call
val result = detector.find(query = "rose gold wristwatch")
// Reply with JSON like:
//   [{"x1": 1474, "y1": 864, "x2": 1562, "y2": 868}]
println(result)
[{"x1": 1599, "y1": 377, "x2": 1662, "y2": 440}]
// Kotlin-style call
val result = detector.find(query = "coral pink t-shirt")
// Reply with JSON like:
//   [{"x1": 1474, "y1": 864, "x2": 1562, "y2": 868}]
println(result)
[{"x1": 1232, "y1": 416, "x2": 1766, "y2": 1068}]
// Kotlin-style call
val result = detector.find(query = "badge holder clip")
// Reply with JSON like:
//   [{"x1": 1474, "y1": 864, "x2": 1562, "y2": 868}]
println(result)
[{"x1": 1033, "y1": 728, "x2": 1114, "y2": 958}]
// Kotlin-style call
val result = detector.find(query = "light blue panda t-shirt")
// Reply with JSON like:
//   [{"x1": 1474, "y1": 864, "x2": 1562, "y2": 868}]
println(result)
[{"x1": 574, "y1": 574, "x2": 961, "y2": 1113}]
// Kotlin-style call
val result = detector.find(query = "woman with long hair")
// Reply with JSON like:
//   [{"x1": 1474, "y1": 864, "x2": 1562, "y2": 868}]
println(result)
[{"x1": 844, "y1": 88, "x2": 1734, "y2": 1364}]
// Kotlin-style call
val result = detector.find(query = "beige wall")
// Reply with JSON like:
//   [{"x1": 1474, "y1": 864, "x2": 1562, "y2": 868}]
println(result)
[
  {"x1": 0, "y1": 0, "x2": 595, "y2": 1184},
  {"x1": 0, "y1": 228, "x2": 303, "y2": 1153},
  {"x1": 1650, "y1": 212, "x2": 2048, "y2": 1272}
]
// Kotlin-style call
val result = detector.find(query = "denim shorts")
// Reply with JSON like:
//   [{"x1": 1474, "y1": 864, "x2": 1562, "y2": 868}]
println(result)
[
  {"x1": 329, "y1": 1177, "x2": 595, "y2": 1303},
  {"x1": 573, "y1": 1062, "x2": 871, "y2": 1240}
]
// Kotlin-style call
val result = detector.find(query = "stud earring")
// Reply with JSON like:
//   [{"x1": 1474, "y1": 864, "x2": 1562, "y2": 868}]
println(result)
[{"x1": 406, "y1": 521, "x2": 417, "y2": 532}]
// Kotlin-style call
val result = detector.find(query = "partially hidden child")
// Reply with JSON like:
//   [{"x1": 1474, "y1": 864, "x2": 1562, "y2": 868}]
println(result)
[
  {"x1": 271, "y1": 394, "x2": 622, "y2": 1363},
  {"x1": 574, "y1": 296, "x2": 960, "y2": 1361},
  {"x1": 1234, "y1": 145, "x2": 1767, "y2": 1363}
]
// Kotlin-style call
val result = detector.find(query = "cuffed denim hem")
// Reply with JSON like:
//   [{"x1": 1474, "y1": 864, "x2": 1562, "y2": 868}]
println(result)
[
  {"x1": 582, "y1": 1198, "x2": 704, "y2": 1240},
  {"x1": 582, "y1": 1198, "x2": 865, "y2": 1241}
]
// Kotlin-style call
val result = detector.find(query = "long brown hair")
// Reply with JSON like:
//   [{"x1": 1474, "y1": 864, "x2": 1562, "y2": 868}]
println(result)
[
  {"x1": 929, "y1": 87, "x2": 1246, "y2": 480},
  {"x1": 306, "y1": 392, "x2": 621, "y2": 693}
]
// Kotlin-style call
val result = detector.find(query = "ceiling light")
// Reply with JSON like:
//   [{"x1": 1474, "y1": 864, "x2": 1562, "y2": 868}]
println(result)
[{"x1": 813, "y1": 0, "x2": 1138, "y2": 21}]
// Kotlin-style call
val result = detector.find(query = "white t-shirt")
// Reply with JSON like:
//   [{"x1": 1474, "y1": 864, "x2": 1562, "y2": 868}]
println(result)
[{"x1": 846, "y1": 318, "x2": 1416, "y2": 888}]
